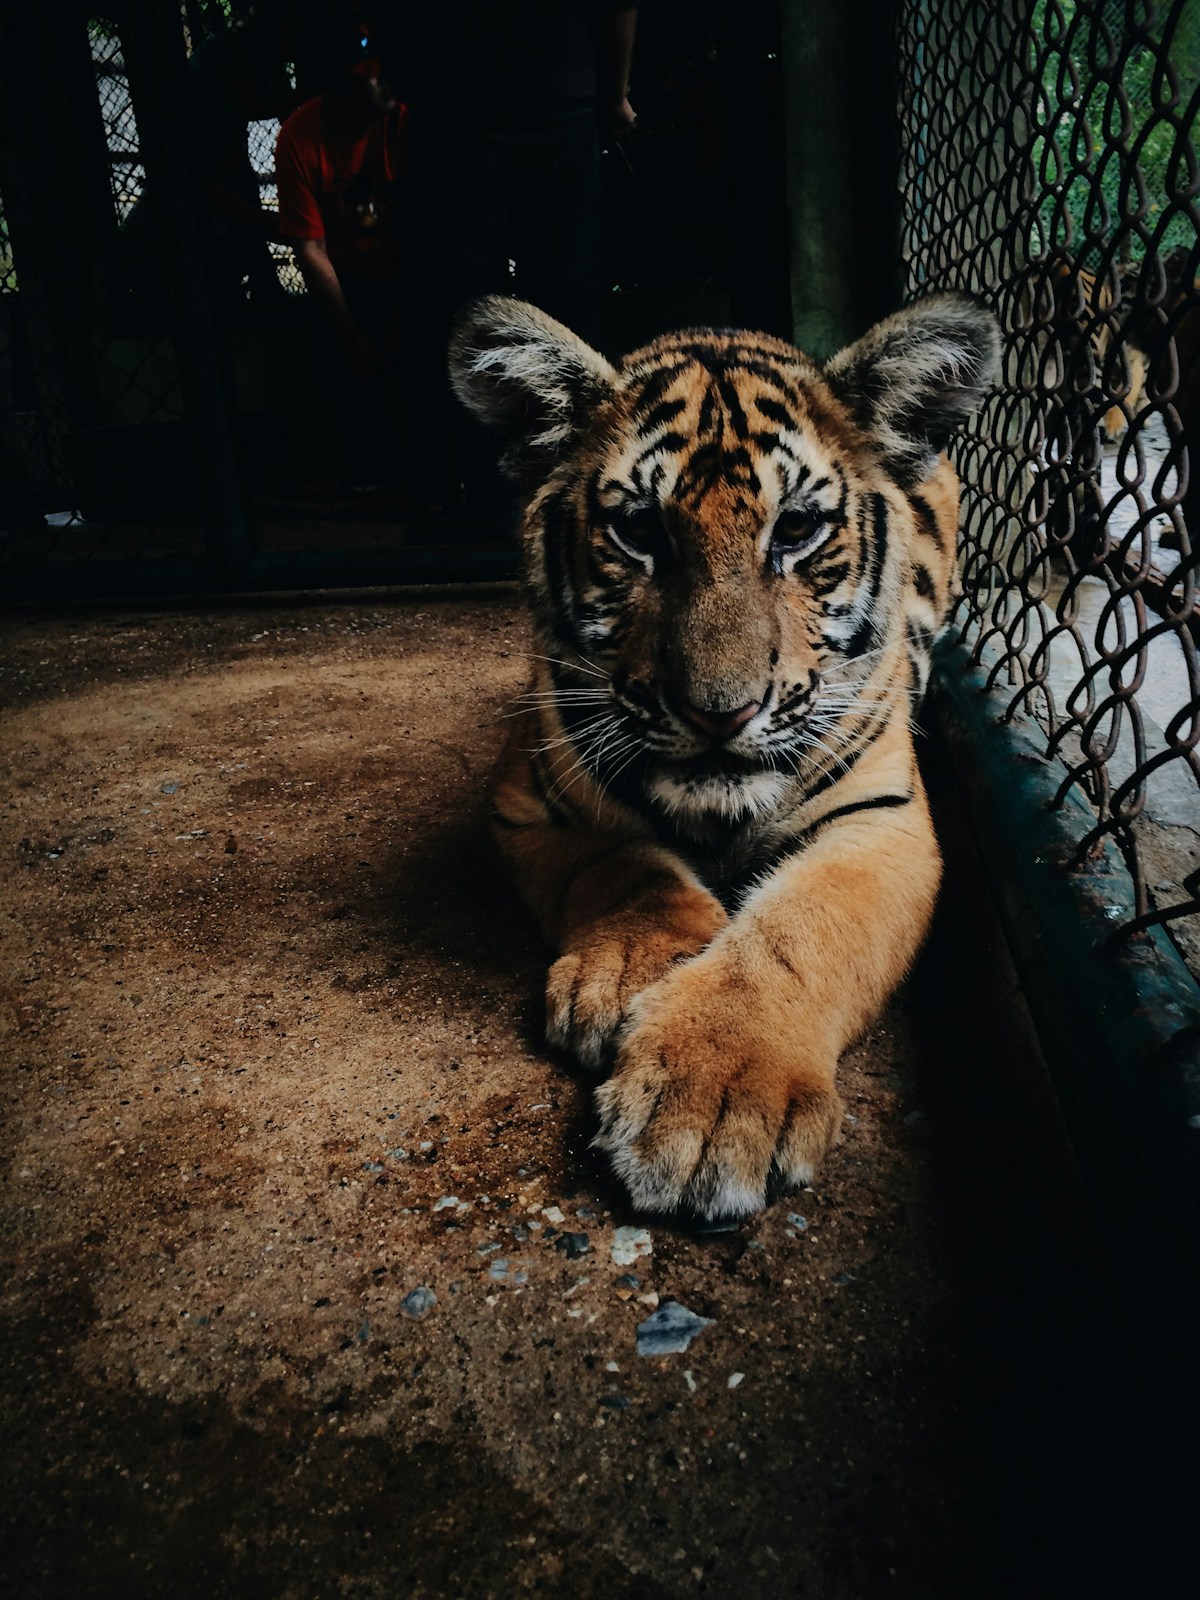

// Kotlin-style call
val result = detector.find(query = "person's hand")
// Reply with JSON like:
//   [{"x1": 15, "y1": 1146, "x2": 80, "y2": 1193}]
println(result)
[
  {"x1": 603, "y1": 96, "x2": 637, "y2": 138},
  {"x1": 342, "y1": 330, "x2": 383, "y2": 382}
]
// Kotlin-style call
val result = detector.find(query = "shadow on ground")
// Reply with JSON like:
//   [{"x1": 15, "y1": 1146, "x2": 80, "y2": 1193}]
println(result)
[{"x1": 0, "y1": 592, "x2": 1175, "y2": 1597}]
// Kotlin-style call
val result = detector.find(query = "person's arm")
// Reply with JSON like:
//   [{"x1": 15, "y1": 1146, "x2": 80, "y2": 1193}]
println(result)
[
  {"x1": 276, "y1": 113, "x2": 377, "y2": 375},
  {"x1": 290, "y1": 238, "x2": 378, "y2": 375},
  {"x1": 594, "y1": 5, "x2": 638, "y2": 136}
]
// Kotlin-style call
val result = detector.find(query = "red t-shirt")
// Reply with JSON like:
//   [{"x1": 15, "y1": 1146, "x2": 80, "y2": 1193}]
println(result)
[{"x1": 275, "y1": 95, "x2": 409, "y2": 282}]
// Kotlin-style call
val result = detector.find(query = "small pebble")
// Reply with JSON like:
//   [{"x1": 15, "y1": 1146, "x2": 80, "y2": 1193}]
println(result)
[
  {"x1": 636, "y1": 1300, "x2": 714, "y2": 1357},
  {"x1": 611, "y1": 1226, "x2": 652, "y2": 1266},
  {"x1": 786, "y1": 1213, "x2": 808, "y2": 1231},
  {"x1": 541, "y1": 1205, "x2": 566, "y2": 1224},
  {"x1": 683, "y1": 1370, "x2": 698, "y2": 1393},
  {"x1": 598, "y1": 1395, "x2": 630, "y2": 1411},
  {"x1": 401, "y1": 1287, "x2": 436, "y2": 1318},
  {"x1": 476, "y1": 1241, "x2": 501, "y2": 1255},
  {"x1": 555, "y1": 1232, "x2": 589, "y2": 1260},
  {"x1": 489, "y1": 1259, "x2": 529, "y2": 1286},
  {"x1": 727, "y1": 1372, "x2": 745, "y2": 1390}
]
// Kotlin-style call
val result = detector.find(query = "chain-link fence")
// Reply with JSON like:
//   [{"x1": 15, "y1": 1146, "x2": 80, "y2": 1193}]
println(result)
[
  {"x1": 0, "y1": 5, "x2": 229, "y2": 581},
  {"x1": 0, "y1": 2, "x2": 504, "y2": 597},
  {"x1": 3, "y1": 4, "x2": 796, "y2": 598},
  {"x1": 898, "y1": 0, "x2": 1200, "y2": 966}
]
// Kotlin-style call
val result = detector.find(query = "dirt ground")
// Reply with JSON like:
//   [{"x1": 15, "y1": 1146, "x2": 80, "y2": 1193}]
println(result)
[{"x1": 0, "y1": 588, "x2": 1173, "y2": 1599}]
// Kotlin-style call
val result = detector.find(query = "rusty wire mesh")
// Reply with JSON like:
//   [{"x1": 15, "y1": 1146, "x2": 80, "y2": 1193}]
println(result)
[{"x1": 897, "y1": 0, "x2": 1200, "y2": 961}]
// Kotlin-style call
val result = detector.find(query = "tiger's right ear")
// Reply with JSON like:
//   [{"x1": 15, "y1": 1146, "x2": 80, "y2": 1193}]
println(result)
[
  {"x1": 448, "y1": 296, "x2": 618, "y2": 484},
  {"x1": 824, "y1": 293, "x2": 1000, "y2": 487}
]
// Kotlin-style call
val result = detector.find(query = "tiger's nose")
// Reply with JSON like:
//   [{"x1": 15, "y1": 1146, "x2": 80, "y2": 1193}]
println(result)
[{"x1": 677, "y1": 698, "x2": 763, "y2": 743}]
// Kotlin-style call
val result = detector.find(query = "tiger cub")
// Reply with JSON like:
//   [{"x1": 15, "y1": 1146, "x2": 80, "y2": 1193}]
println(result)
[{"x1": 449, "y1": 294, "x2": 999, "y2": 1219}]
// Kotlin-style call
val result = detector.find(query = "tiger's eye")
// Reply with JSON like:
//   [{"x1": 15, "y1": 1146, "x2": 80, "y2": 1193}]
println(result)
[
  {"x1": 606, "y1": 505, "x2": 667, "y2": 565},
  {"x1": 773, "y1": 511, "x2": 825, "y2": 547},
  {"x1": 770, "y1": 510, "x2": 837, "y2": 565}
]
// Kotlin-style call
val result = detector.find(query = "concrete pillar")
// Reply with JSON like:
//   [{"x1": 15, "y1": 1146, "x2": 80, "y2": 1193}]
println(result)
[{"x1": 780, "y1": 0, "x2": 903, "y2": 357}]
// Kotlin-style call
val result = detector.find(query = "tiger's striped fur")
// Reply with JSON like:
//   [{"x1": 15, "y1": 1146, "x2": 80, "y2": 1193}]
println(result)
[{"x1": 450, "y1": 294, "x2": 998, "y2": 1219}]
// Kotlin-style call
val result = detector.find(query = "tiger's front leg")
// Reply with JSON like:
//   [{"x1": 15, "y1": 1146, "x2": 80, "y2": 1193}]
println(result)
[
  {"x1": 492, "y1": 717, "x2": 728, "y2": 1071},
  {"x1": 593, "y1": 796, "x2": 943, "y2": 1218},
  {"x1": 545, "y1": 847, "x2": 729, "y2": 1070}
]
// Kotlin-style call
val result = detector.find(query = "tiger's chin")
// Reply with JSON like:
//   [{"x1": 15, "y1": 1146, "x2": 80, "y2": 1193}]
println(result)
[{"x1": 646, "y1": 761, "x2": 789, "y2": 827}]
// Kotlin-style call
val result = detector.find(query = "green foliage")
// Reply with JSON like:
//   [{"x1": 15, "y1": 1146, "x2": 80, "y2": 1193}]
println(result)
[{"x1": 1030, "y1": 0, "x2": 1199, "y2": 261}]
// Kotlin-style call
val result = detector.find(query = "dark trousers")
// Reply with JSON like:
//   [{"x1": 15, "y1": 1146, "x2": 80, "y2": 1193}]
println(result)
[
  {"x1": 412, "y1": 103, "x2": 605, "y2": 513},
  {"x1": 308, "y1": 278, "x2": 404, "y2": 489},
  {"x1": 437, "y1": 105, "x2": 604, "y2": 342}
]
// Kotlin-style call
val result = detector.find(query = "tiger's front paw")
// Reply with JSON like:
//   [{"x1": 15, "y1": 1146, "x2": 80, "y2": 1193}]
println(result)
[
  {"x1": 545, "y1": 906, "x2": 725, "y2": 1074},
  {"x1": 592, "y1": 973, "x2": 842, "y2": 1219}
]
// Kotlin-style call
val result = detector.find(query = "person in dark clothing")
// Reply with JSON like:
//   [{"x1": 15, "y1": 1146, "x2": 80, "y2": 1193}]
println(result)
[
  {"x1": 276, "y1": 22, "x2": 413, "y2": 489},
  {"x1": 396, "y1": 3, "x2": 639, "y2": 517},
  {"x1": 406, "y1": 2, "x2": 636, "y2": 344}
]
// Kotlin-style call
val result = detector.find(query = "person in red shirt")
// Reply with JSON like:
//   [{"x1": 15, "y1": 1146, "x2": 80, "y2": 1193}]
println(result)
[{"x1": 275, "y1": 23, "x2": 411, "y2": 488}]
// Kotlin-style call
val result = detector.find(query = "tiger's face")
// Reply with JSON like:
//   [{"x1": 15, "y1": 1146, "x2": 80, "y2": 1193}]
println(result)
[
  {"x1": 450, "y1": 296, "x2": 998, "y2": 834},
  {"x1": 532, "y1": 330, "x2": 914, "y2": 826}
]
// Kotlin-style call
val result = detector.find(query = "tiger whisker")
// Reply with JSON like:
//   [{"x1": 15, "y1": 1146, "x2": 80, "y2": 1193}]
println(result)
[
  {"x1": 507, "y1": 692, "x2": 613, "y2": 715},
  {"x1": 526, "y1": 651, "x2": 610, "y2": 681},
  {"x1": 498, "y1": 695, "x2": 613, "y2": 722},
  {"x1": 532, "y1": 714, "x2": 619, "y2": 759},
  {"x1": 517, "y1": 686, "x2": 612, "y2": 700},
  {"x1": 819, "y1": 644, "x2": 893, "y2": 674}
]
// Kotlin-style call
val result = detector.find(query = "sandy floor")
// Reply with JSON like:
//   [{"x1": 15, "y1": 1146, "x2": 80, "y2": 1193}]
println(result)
[{"x1": 0, "y1": 589, "x2": 1164, "y2": 1598}]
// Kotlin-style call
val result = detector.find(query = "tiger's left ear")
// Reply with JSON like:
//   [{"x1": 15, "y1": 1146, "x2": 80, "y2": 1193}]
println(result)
[
  {"x1": 824, "y1": 293, "x2": 1000, "y2": 487},
  {"x1": 448, "y1": 296, "x2": 618, "y2": 484}
]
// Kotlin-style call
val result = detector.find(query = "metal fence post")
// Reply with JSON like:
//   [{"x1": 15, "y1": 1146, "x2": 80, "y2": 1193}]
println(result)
[
  {"x1": 119, "y1": 0, "x2": 255, "y2": 571},
  {"x1": 779, "y1": 0, "x2": 904, "y2": 357}
]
